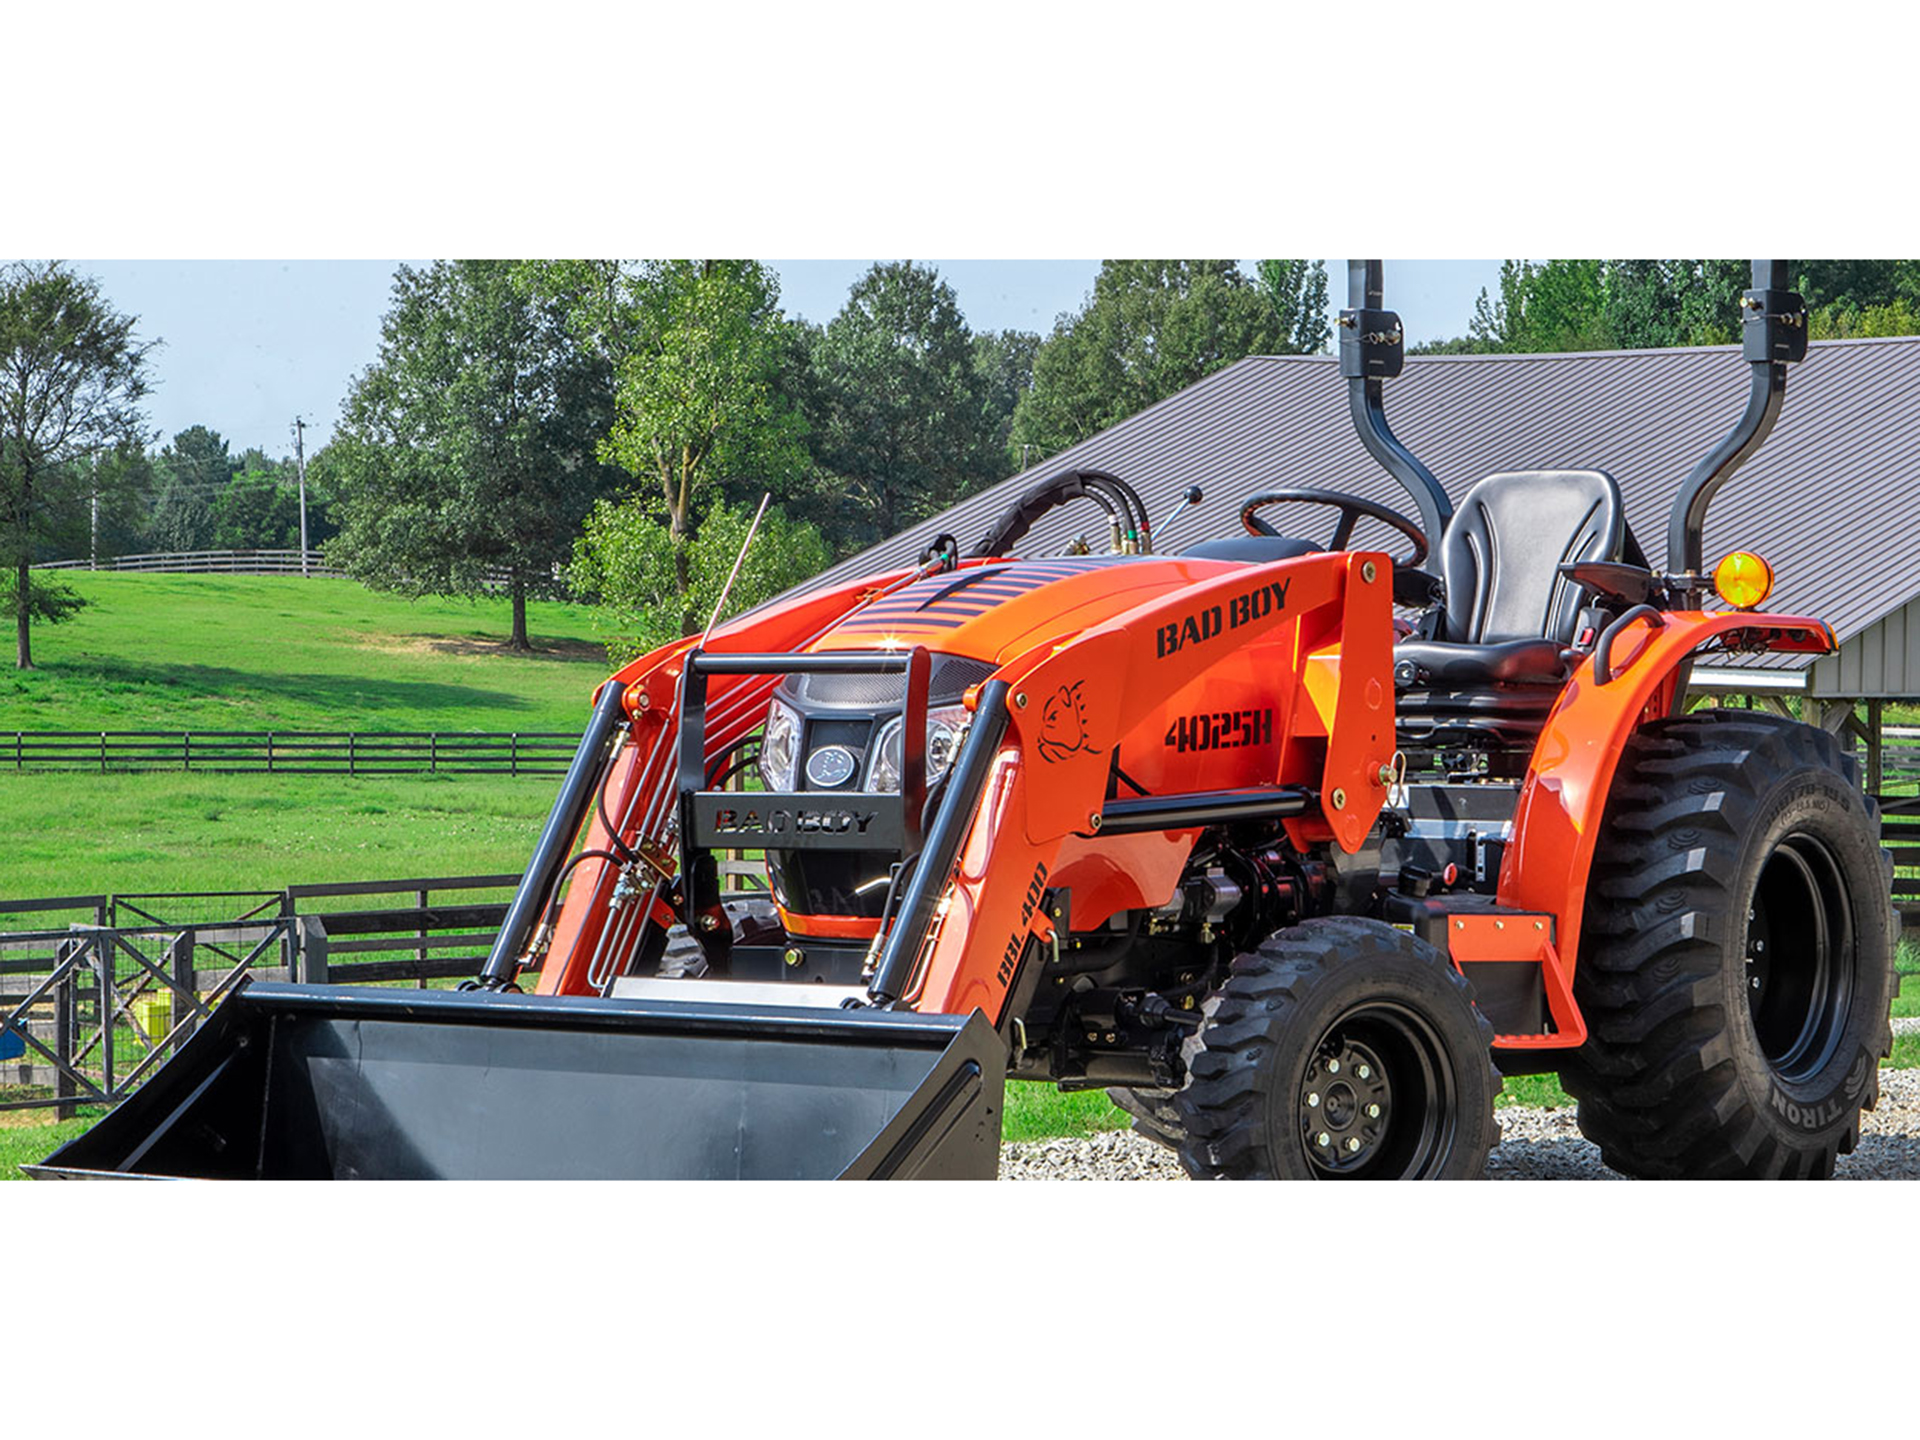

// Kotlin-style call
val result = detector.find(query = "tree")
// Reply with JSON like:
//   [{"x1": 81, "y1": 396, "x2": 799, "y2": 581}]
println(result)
[
  {"x1": 211, "y1": 465, "x2": 304, "y2": 549},
  {"x1": 569, "y1": 494, "x2": 831, "y2": 664},
  {"x1": 0, "y1": 261, "x2": 154, "y2": 668},
  {"x1": 972, "y1": 328, "x2": 1041, "y2": 475},
  {"x1": 147, "y1": 473, "x2": 215, "y2": 552},
  {"x1": 1009, "y1": 261, "x2": 1295, "y2": 459},
  {"x1": 158, "y1": 424, "x2": 236, "y2": 494},
  {"x1": 805, "y1": 261, "x2": 1005, "y2": 550},
  {"x1": 1256, "y1": 259, "x2": 1332, "y2": 355},
  {"x1": 526, "y1": 259, "x2": 809, "y2": 638},
  {"x1": 325, "y1": 260, "x2": 618, "y2": 650},
  {"x1": 143, "y1": 424, "x2": 236, "y2": 553},
  {"x1": 1444, "y1": 259, "x2": 1822, "y2": 355}
]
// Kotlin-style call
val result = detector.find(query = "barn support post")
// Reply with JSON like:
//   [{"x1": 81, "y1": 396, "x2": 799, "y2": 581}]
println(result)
[{"x1": 1868, "y1": 699, "x2": 1884, "y2": 795}]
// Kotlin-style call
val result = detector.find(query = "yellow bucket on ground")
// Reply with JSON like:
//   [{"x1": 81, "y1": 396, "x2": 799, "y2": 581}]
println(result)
[{"x1": 130, "y1": 996, "x2": 170, "y2": 1047}]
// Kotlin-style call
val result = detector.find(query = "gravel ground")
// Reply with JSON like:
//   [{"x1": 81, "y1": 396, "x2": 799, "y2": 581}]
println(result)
[{"x1": 997, "y1": 1066, "x2": 1920, "y2": 1180}]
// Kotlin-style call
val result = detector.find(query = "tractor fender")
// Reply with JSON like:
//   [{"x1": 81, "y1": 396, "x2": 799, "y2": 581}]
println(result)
[{"x1": 1498, "y1": 609, "x2": 1833, "y2": 979}]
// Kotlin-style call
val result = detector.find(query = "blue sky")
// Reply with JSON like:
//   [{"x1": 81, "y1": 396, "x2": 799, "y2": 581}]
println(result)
[{"x1": 70, "y1": 258, "x2": 1504, "y2": 459}]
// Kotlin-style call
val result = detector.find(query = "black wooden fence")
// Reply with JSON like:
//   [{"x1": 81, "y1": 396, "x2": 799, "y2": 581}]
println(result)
[
  {"x1": 1, "y1": 874, "x2": 519, "y2": 1115},
  {"x1": 2, "y1": 731, "x2": 576, "y2": 775}
]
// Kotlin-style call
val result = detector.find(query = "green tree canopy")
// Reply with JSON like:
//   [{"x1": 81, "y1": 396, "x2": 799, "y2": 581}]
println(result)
[
  {"x1": 1256, "y1": 259, "x2": 1332, "y2": 355},
  {"x1": 157, "y1": 424, "x2": 236, "y2": 493},
  {"x1": 0, "y1": 261, "x2": 155, "y2": 667},
  {"x1": 148, "y1": 473, "x2": 214, "y2": 552},
  {"x1": 325, "y1": 259, "x2": 618, "y2": 649},
  {"x1": 802, "y1": 261, "x2": 1011, "y2": 550},
  {"x1": 524, "y1": 259, "x2": 810, "y2": 637},
  {"x1": 568, "y1": 494, "x2": 831, "y2": 664},
  {"x1": 1009, "y1": 261, "x2": 1298, "y2": 460},
  {"x1": 211, "y1": 466, "x2": 303, "y2": 550},
  {"x1": 1430, "y1": 259, "x2": 1920, "y2": 355}
]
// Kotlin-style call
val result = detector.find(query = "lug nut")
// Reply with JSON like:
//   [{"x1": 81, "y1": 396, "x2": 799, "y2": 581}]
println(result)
[
  {"x1": 1327, "y1": 1058, "x2": 1340, "y2": 1074},
  {"x1": 1346, "y1": 1137, "x2": 1362, "y2": 1153},
  {"x1": 1367, "y1": 1103, "x2": 1381, "y2": 1118},
  {"x1": 1307, "y1": 1092, "x2": 1321, "y2": 1108},
  {"x1": 1317, "y1": 1132, "x2": 1332, "y2": 1147},
  {"x1": 1356, "y1": 1064, "x2": 1370, "y2": 1080}
]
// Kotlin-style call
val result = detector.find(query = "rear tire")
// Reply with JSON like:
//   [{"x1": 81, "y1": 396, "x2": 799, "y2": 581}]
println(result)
[
  {"x1": 1563, "y1": 712, "x2": 1896, "y2": 1179},
  {"x1": 1173, "y1": 917, "x2": 1498, "y2": 1179}
]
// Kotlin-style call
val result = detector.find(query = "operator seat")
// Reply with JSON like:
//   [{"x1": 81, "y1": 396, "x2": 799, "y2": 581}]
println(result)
[{"x1": 1394, "y1": 469, "x2": 1624, "y2": 745}]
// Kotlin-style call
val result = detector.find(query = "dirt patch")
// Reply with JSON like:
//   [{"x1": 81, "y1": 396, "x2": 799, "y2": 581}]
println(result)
[{"x1": 359, "y1": 633, "x2": 608, "y2": 664}]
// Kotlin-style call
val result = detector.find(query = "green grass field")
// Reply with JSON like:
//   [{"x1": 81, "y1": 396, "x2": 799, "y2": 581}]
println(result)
[
  {"x1": 0, "y1": 575, "x2": 611, "y2": 905},
  {"x1": 0, "y1": 772, "x2": 557, "y2": 905},
  {"x1": 1, "y1": 573, "x2": 611, "y2": 733}
]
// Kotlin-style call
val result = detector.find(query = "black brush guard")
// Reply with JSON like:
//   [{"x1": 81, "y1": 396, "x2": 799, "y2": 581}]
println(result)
[
  {"x1": 29, "y1": 657, "x2": 1017, "y2": 1181},
  {"x1": 27, "y1": 984, "x2": 1005, "y2": 1179}
]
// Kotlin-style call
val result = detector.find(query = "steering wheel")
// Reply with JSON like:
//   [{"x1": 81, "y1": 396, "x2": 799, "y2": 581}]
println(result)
[{"x1": 1240, "y1": 487, "x2": 1429, "y2": 569}]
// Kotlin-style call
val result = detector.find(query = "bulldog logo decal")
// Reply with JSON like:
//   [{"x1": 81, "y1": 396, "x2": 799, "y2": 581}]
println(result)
[{"x1": 1036, "y1": 681, "x2": 1096, "y2": 763}]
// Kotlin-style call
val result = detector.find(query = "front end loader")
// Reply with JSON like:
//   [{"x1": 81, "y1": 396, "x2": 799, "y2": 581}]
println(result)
[{"x1": 33, "y1": 261, "x2": 1896, "y2": 1181}]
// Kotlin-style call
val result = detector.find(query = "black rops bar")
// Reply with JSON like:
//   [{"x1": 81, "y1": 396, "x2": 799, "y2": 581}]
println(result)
[
  {"x1": 476, "y1": 680, "x2": 628, "y2": 990},
  {"x1": 1667, "y1": 260, "x2": 1807, "y2": 577},
  {"x1": 1097, "y1": 785, "x2": 1314, "y2": 835},
  {"x1": 1341, "y1": 260, "x2": 1452, "y2": 553},
  {"x1": 867, "y1": 679, "x2": 1013, "y2": 1006},
  {"x1": 676, "y1": 647, "x2": 931, "y2": 965}
]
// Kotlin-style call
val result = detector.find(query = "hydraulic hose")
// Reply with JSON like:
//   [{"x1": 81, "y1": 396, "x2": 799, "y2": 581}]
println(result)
[{"x1": 476, "y1": 681, "x2": 629, "y2": 989}]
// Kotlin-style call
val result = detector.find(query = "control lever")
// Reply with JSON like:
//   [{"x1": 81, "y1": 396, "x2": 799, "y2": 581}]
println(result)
[{"x1": 1154, "y1": 485, "x2": 1205, "y2": 551}]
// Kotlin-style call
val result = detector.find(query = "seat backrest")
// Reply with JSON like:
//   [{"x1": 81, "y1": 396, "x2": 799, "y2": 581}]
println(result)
[{"x1": 1439, "y1": 470, "x2": 1623, "y2": 644}]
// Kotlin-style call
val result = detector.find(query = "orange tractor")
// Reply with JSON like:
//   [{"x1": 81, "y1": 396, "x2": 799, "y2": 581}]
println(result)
[{"x1": 36, "y1": 260, "x2": 1895, "y2": 1180}]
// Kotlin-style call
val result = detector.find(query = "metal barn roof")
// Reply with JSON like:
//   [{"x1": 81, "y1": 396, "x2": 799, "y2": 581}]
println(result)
[{"x1": 795, "y1": 336, "x2": 1920, "y2": 695}]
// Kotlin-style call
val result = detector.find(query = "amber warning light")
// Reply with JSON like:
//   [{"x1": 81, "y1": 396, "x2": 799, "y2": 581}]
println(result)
[{"x1": 1713, "y1": 551, "x2": 1775, "y2": 611}]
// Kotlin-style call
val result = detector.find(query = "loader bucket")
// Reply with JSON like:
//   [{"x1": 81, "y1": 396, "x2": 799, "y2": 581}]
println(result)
[{"x1": 24, "y1": 983, "x2": 1006, "y2": 1180}]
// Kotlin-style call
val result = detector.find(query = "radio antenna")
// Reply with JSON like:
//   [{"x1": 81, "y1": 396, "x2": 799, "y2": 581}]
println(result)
[{"x1": 703, "y1": 492, "x2": 773, "y2": 643}]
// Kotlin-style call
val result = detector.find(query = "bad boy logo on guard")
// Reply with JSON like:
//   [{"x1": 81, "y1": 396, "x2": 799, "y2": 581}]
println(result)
[
  {"x1": 805, "y1": 745, "x2": 857, "y2": 787},
  {"x1": 1157, "y1": 577, "x2": 1291, "y2": 659}
]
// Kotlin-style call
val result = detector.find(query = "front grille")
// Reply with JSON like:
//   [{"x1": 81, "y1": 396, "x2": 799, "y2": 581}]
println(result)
[{"x1": 794, "y1": 654, "x2": 998, "y2": 708}]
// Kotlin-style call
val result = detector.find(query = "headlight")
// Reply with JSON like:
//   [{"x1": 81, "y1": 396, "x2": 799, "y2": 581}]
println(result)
[
  {"x1": 866, "y1": 705, "x2": 971, "y2": 792},
  {"x1": 759, "y1": 699, "x2": 801, "y2": 790}
]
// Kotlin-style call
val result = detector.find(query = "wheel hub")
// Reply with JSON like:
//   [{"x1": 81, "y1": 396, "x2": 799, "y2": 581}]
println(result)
[
  {"x1": 1745, "y1": 832, "x2": 1854, "y2": 1084},
  {"x1": 1300, "y1": 1038, "x2": 1392, "y2": 1174}
]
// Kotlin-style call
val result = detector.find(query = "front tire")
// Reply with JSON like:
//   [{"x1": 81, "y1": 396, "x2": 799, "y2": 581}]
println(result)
[
  {"x1": 1564, "y1": 712, "x2": 1896, "y2": 1179},
  {"x1": 1173, "y1": 918, "x2": 1498, "y2": 1179}
]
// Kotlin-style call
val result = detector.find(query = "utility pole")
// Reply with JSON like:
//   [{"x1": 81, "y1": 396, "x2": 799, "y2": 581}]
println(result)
[
  {"x1": 291, "y1": 416, "x2": 310, "y2": 576},
  {"x1": 90, "y1": 492, "x2": 99, "y2": 571}
]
